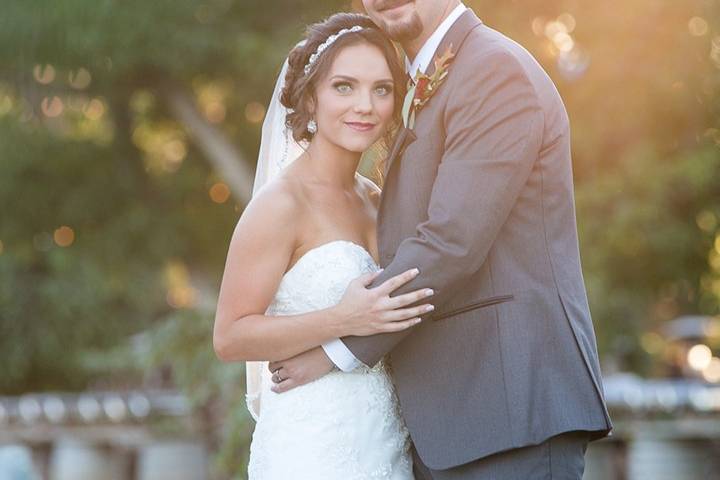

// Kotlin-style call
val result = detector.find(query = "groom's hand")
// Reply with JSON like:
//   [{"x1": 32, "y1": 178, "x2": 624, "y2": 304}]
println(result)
[{"x1": 268, "y1": 346, "x2": 335, "y2": 393}]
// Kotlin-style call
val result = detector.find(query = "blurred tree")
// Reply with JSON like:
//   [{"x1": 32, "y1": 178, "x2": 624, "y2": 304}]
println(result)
[
  {"x1": 577, "y1": 146, "x2": 720, "y2": 373},
  {"x1": 0, "y1": 0, "x2": 346, "y2": 389},
  {"x1": 0, "y1": 1, "x2": 345, "y2": 477}
]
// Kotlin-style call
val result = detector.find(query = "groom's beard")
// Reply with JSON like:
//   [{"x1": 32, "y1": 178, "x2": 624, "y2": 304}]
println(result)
[{"x1": 373, "y1": 1, "x2": 424, "y2": 42}]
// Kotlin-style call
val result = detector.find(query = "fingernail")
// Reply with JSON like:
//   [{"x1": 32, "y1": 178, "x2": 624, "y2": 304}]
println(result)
[
  {"x1": 425, "y1": 289, "x2": 434, "y2": 296},
  {"x1": 426, "y1": 305, "x2": 435, "y2": 312},
  {"x1": 412, "y1": 268, "x2": 420, "y2": 275},
  {"x1": 414, "y1": 318, "x2": 423, "y2": 324}
]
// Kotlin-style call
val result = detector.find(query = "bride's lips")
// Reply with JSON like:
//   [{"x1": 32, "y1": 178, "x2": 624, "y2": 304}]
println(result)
[{"x1": 345, "y1": 121, "x2": 376, "y2": 132}]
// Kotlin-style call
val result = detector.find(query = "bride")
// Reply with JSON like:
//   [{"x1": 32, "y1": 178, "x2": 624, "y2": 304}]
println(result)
[{"x1": 213, "y1": 12, "x2": 435, "y2": 480}]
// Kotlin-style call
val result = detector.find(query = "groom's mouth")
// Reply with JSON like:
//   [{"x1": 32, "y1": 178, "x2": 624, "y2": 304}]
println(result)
[
  {"x1": 345, "y1": 121, "x2": 376, "y2": 132},
  {"x1": 378, "y1": 0, "x2": 414, "y2": 13}
]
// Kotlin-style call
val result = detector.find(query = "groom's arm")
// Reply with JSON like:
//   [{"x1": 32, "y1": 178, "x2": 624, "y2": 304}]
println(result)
[{"x1": 338, "y1": 49, "x2": 546, "y2": 368}]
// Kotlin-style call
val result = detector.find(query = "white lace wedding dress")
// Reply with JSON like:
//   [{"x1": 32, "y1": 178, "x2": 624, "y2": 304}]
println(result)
[{"x1": 247, "y1": 240, "x2": 414, "y2": 480}]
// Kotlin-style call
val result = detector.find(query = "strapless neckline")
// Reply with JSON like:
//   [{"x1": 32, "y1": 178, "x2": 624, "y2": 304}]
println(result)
[{"x1": 284, "y1": 240, "x2": 379, "y2": 278}]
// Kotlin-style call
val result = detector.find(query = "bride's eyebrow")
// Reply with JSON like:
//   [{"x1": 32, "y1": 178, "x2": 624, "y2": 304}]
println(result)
[{"x1": 329, "y1": 75, "x2": 394, "y2": 84}]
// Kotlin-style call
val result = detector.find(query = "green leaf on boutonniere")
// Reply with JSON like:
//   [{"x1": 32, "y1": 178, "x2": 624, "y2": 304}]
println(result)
[
  {"x1": 401, "y1": 44, "x2": 455, "y2": 130},
  {"x1": 402, "y1": 83, "x2": 416, "y2": 128},
  {"x1": 408, "y1": 108, "x2": 417, "y2": 130}
]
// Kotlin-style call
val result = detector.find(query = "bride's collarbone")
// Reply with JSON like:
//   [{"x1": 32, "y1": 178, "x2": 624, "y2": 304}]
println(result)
[
  {"x1": 292, "y1": 217, "x2": 376, "y2": 268},
  {"x1": 284, "y1": 185, "x2": 378, "y2": 268}
]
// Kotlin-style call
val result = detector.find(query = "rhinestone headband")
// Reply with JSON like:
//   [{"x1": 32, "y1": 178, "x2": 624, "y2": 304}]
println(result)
[{"x1": 303, "y1": 25, "x2": 364, "y2": 75}]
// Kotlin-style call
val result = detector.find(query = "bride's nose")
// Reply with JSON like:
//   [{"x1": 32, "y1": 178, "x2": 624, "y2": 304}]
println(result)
[{"x1": 353, "y1": 90, "x2": 374, "y2": 114}]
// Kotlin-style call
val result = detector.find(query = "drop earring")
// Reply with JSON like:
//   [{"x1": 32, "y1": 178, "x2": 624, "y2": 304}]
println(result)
[{"x1": 307, "y1": 119, "x2": 317, "y2": 134}]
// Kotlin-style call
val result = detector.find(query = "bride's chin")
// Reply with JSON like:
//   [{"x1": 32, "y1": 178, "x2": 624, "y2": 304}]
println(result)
[
  {"x1": 344, "y1": 144, "x2": 370, "y2": 154},
  {"x1": 336, "y1": 138, "x2": 377, "y2": 153}
]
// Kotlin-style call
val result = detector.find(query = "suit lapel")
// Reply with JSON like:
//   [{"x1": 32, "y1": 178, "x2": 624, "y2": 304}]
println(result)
[
  {"x1": 383, "y1": 126, "x2": 416, "y2": 178},
  {"x1": 383, "y1": 9, "x2": 484, "y2": 176},
  {"x1": 425, "y1": 9, "x2": 482, "y2": 78}
]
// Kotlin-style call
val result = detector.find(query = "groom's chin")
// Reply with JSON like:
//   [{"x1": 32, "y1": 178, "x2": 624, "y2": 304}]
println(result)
[
  {"x1": 364, "y1": 0, "x2": 423, "y2": 41},
  {"x1": 381, "y1": 13, "x2": 424, "y2": 42}
]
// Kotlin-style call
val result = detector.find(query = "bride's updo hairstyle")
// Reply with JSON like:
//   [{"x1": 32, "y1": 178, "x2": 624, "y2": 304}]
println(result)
[{"x1": 281, "y1": 12, "x2": 406, "y2": 144}]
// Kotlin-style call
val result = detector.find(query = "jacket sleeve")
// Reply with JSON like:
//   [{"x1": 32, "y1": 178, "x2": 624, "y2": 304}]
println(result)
[{"x1": 340, "y1": 48, "x2": 545, "y2": 367}]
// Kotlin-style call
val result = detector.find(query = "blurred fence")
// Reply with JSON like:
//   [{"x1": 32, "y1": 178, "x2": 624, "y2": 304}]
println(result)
[{"x1": 1, "y1": 379, "x2": 720, "y2": 479}]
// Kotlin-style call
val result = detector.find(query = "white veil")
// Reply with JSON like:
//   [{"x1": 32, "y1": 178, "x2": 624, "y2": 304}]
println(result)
[{"x1": 245, "y1": 48, "x2": 306, "y2": 422}]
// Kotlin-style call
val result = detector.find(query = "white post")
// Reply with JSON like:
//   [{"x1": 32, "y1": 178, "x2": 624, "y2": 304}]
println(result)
[{"x1": 137, "y1": 441, "x2": 208, "y2": 480}]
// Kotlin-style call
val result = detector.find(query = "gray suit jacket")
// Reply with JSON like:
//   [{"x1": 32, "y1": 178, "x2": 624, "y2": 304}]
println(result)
[{"x1": 341, "y1": 9, "x2": 613, "y2": 470}]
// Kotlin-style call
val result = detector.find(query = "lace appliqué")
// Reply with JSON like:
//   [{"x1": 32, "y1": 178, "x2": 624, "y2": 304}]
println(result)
[{"x1": 246, "y1": 241, "x2": 414, "y2": 480}]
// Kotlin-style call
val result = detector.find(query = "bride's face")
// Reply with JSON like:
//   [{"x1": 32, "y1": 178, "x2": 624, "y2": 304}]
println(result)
[{"x1": 311, "y1": 42, "x2": 396, "y2": 153}]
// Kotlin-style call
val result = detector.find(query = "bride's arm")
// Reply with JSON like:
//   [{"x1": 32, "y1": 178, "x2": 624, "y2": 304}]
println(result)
[
  {"x1": 212, "y1": 181, "x2": 428, "y2": 363},
  {"x1": 213, "y1": 181, "x2": 343, "y2": 362}
]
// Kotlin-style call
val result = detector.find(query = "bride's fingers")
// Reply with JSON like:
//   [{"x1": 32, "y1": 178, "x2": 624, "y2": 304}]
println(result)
[
  {"x1": 270, "y1": 368, "x2": 285, "y2": 384},
  {"x1": 374, "y1": 268, "x2": 420, "y2": 296},
  {"x1": 381, "y1": 317, "x2": 423, "y2": 332},
  {"x1": 271, "y1": 378, "x2": 295, "y2": 394},
  {"x1": 384, "y1": 304, "x2": 434, "y2": 322},
  {"x1": 357, "y1": 269, "x2": 384, "y2": 287},
  {"x1": 384, "y1": 287, "x2": 434, "y2": 309}
]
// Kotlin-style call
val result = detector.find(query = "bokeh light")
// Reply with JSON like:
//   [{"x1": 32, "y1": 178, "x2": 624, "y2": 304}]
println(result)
[
  {"x1": 33, "y1": 64, "x2": 55, "y2": 84},
  {"x1": 198, "y1": 82, "x2": 229, "y2": 124},
  {"x1": 164, "y1": 260, "x2": 198, "y2": 309},
  {"x1": 68, "y1": 68, "x2": 92, "y2": 90},
  {"x1": 696, "y1": 211, "x2": 717, "y2": 232},
  {"x1": 41, "y1": 96, "x2": 64, "y2": 117},
  {"x1": 703, "y1": 357, "x2": 720, "y2": 383},
  {"x1": 688, "y1": 344, "x2": 713, "y2": 371},
  {"x1": 83, "y1": 98, "x2": 105, "y2": 120},
  {"x1": 53, "y1": 226, "x2": 75, "y2": 247},
  {"x1": 209, "y1": 182, "x2": 230, "y2": 203},
  {"x1": 132, "y1": 123, "x2": 188, "y2": 174},
  {"x1": 205, "y1": 100, "x2": 226, "y2": 123},
  {"x1": 245, "y1": 101, "x2": 266, "y2": 124},
  {"x1": 0, "y1": 94, "x2": 13, "y2": 116},
  {"x1": 688, "y1": 16, "x2": 709, "y2": 37},
  {"x1": 557, "y1": 13, "x2": 576, "y2": 33}
]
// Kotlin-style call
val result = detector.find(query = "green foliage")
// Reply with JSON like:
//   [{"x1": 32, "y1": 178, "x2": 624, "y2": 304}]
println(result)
[
  {"x1": 0, "y1": 117, "x2": 166, "y2": 392},
  {"x1": 141, "y1": 308, "x2": 250, "y2": 478},
  {"x1": 0, "y1": 0, "x2": 348, "y2": 394},
  {"x1": 577, "y1": 145, "x2": 720, "y2": 372}
]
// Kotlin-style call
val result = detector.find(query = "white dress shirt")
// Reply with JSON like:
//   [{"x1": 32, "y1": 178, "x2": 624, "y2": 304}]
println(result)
[
  {"x1": 321, "y1": 2, "x2": 469, "y2": 372},
  {"x1": 405, "y1": 3, "x2": 468, "y2": 79}
]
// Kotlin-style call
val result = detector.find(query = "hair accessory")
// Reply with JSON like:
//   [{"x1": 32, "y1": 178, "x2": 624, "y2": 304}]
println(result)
[{"x1": 304, "y1": 25, "x2": 364, "y2": 75}]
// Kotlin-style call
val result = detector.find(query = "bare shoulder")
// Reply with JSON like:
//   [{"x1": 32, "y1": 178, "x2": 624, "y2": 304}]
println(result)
[
  {"x1": 355, "y1": 173, "x2": 382, "y2": 209},
  {"x1": 233, "y1": 176, "x2": 305, "y2": 249},
  {"x1": 242, "y1": 177, "x2": 299, "y2": 224}
]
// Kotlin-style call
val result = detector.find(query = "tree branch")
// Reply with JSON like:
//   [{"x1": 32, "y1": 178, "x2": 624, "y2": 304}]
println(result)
[{"x1": 155, "y1": 78, "x2": 255, "y2": 205}]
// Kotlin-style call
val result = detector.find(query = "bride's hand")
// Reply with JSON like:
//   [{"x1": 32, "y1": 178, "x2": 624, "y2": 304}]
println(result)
[{"x1": 331, "y1": 268, "x2": 435, "y2": 337}]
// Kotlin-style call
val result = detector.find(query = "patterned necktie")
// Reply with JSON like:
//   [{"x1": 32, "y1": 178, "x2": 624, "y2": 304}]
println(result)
[{"x1": 406, "y1": 69, "x2": 416, "y2": 89}]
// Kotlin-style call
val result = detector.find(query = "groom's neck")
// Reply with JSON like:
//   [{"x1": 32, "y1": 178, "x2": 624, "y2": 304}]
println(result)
[{"x1": 401, "y1": 0, "x2": 460, "y2": 61}]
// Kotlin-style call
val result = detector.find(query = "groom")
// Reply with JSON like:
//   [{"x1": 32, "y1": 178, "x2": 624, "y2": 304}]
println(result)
[{"x1": 269, "y1": 1, "x2": 613, "y2": 478}]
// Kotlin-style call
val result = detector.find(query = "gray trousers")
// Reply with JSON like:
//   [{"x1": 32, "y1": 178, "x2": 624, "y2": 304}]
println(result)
[{"x1": 411, "y1": 431, "x2": 590, "y2": 480}]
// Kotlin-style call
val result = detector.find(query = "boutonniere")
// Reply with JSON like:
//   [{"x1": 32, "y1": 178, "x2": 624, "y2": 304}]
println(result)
[{"x1": 401, "y1": 44, "x2": 456, "y2": 130}]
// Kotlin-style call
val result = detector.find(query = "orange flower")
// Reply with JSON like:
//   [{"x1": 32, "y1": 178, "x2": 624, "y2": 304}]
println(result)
[{"x1": 402, "y1": 44, "x2": 456, "y2": 129}]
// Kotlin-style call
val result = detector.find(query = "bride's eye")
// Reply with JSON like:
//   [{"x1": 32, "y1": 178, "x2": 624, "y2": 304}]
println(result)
[
  {"x1": 374, "y1": 84, "x2": 393, "y2": 96},
  {"x1": 333, "y1": 82, "x2": 352, "y2": 94}
]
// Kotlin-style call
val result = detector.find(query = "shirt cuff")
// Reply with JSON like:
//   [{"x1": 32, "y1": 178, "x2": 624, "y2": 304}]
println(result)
[{"x1": 321, "y1": 338, "x2": 365, "y2": 372}]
